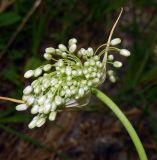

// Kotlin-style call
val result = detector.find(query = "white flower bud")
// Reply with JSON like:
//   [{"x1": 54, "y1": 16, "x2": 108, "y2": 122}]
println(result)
[
  {"x1": 36, "y1": 117, "x2": 46, "y2": 127},
  {"x1": 44, "y1": 103, "x2": 51, "y2": 114},
  {"x1": 110, "y1": 38, "x2": 121, "y2": 45},
  {"x1": 22, "y1": 95, "x2": 28, "y2": 101},
  {"x1": 69, "y1": 44, "x2": 77, "y2": 53},
  {"x1": 45, "y1": 47, "x2": 55, "y2": 54},
  {"x1": 58, "y1": 59, "x2": 64, "y2": 67},
  {"x1": 31, "y1": 105, "x2": 39, "y2": 114},
  {"x1": 109, "y1": 75, "x2": 116, "y2": 83},
  {"x1": 62, "y1": 52, "x2": 67, "y2": 58},
  {"x1": 108, "y1": 54, "x2": 114, "y2": 61},
  {"x1": 80, "y1": 48, "x2": 86, "y2": 55},
  {"x1": 83, "y1": 69, "x2": 88, "y2": 74},
  {"x1": 28, "y1": 116, "x2": 38, "y2": 129},
  {"x1": 94, "y1": 55, "x2": 99, "y2": 61},
  {"x1": 66, "y1": 66, "x2": 72, "y2": 75},
  {"x1": 78, "y1": 88, "x2": 84, "y2": 97},
  {"x1": 89, "y1": 59, "x2": 95, "y2": 66},
  {"x1": 51, "y1": 78, "x2": 58, "y2": 86},
  {"x1": 76, "y1": 62, "x2": 81, "y2": 66},
  {"x1": 66, "y1": 89, "x2": 72, "y2": 96},
  {"x1": 67, "y1": 76, "x2": 72, "y2": 81},
  {"x1": 88, "y1": 67, "x2": 93, "y2": 73},
  {"x1": 77, "y1": 50, "x2": 82, "y2": 57},
  {"x1": 43, "y1": 53, "x2": 52, "y2": 60},
  {"x1": 43, "y1": 64, "x2": 52, "y2": 71},
  {"x1": 84, "y1": 86, "x2": 89, "y2": 91},
  {"x1": 93, "y1": 78, "x2": 99, "y2": 84},
  {"x1": 113, "y1": 61, "x2": 123, "y2": 68},
  {"x1": 55, "y1": 96, "x2": 62, "y2": 106},
  {"x1": 58, "y1": 44, "x2": 67, "y2": 51},
  {"x1": 78, "y1": 69, "x2": 83, "y2": 75},
  {"x1": 38, "y1": 106, "x2": 44, "y2": 113},
  {"x1": 68, "y1": 38, "x2": 77, "y2": 46},
  {"x1": 96, "y1": 61, "x2": 103, "y2": 68},
  {"x1": 34, "y1": 68, "x2": 42, "y2": 77},
  {"x1": 38, "y1": 96, "x2": 46, "y2": 105},
  {"x1": 119, "y1": 49, "x2": 131, "y2": 57},
  {"x1": 85, "y1": 74, "x2": 90, "y2": 79},
  {"x1": 91, "y1": 72, "x2": 96, "y2": 77},
  {"x1": 87, "y1": 47, "x2": 94, "y2": 56},
  {"x1": 107, "y1": 70, "x2": 114, "y2": 75},
  {"x1": 97, "y1": 72, "x2": 102, "y2": 78},
  {"x1": 49, "y1": 112, "x2": 57, "y2": 121},
  {"x1": 24, "y1": 70, "x2": 34, "y2": 78},
  {"x1": 72, "y1": 70, "x2": 78, "y2": 76},
  {"x1": 16, "y1": 104, "x2": 28, "y2": 111},
  {"x1": 23, "y1": 85, "x2": 32, "y2": 95},
  {"x1": 27, "y1": 96, "x2": 35, "y2": 105},
  {"x1": 71, "y1": 88, "x2": 77, "y2": 94},
  {"x1": 87, "y1": 81, "x2": 92, "y2": 86},
  {"x1": 34, "y1": 87, "x2": 41, "y2": 94},
  {"x1": 60, "y1": 90, "x2": 65, "y2": 97},
  {"x1": 51, "y1": 102, "x2": 57, "y2": 111},
  {"x1": 84, "y1": 61, "x2": 89, "y2": 66},
  {"x1": 60, "y1": 68, "x2": 65, "y2": 74}
]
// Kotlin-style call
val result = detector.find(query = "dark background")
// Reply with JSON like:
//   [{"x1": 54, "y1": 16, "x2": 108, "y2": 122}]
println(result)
[{"x1": 0, "y1": 0, "x2": 157, "y2": 159}]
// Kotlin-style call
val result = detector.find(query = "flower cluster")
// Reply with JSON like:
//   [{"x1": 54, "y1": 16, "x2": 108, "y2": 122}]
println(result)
[{"x1": 16, "y1": 38, "x2": 130, "y2": 129}]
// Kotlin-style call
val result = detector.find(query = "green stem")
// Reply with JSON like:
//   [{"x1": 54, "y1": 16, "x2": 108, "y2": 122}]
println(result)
[{"x1": 92, "y1": 88, "x2": 148, "y2": 160}]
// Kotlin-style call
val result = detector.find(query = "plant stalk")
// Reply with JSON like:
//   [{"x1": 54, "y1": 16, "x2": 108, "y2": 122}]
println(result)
[{"x1": 92, "y1": 88, "x2": 148, "y2": 160}]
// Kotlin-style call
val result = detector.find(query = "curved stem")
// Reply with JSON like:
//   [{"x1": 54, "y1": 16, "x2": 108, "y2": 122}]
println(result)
[{"x1": 92, "y1": 88, "x2": 148, "y2": 160}]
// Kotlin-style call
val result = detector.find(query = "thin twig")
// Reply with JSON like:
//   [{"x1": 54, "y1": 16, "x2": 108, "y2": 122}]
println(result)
[
  {"x1": 0, "y1": 0, "x2": 42, "y2": 60},
  {"x1": 103, "y1": 8, "x2": 123, "y2": 65},
  {"x1": 0, "y1": 96, "x2": 24, "y2": 104}
]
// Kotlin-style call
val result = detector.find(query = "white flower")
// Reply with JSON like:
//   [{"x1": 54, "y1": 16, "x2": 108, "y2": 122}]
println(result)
[
  {"x1": 51, "y1": 103, "x2": 57, "y2": 111},
  {"x1": 87, "y1": 47, "x2": 94, "y2": 56},
  {"x1": 109, "y1": 75, "x2": 116, "y2": 83},
  {"x1": 34, "y1": 68, "x2": 42, "y2": 77},
  {"x1": 68, "y1": 38, "x2": 77, "y2": 46},
  {"x1": 107, "y1": 70, "x2": 114, "y2": 75},
  {"x1": 28, "y1": 116, "x2": 38, "y2": 129},
  {"x1": 31, "y1": 105, "x2": 39, "y2": 114},
  {"x1": 58, "y1": 44, "x2": 67, "y2": 51},
  {"x1": 51, "y1": 78, "x2": 58, "y2": 86},
  {"x1": 44, "y1": 103, "x2": 51, "y2": 114},
  {"x1": 66, "y1": 66, "x2": 72, "y2": 75},
  {"x1": 45, "y1": 47, "x2": 55, "y2": 54},
  {"x1": 24, "y1": 70, "x2": 34, "y2": 78},
  {"x1": 78, "y1": 88, "x2": 84, "y2": 97},
  {"x1": 113, "y1": 61, "x2": 123, "y2": 68},
  {"x1": 43, "y1": 53, "x2": 52, "y2": 60},
  {"x1": 55, "y1": 96, "x2": 62, "y2": 105},
  {"x1": 16, "y1": 104, "x2": 28, "y2": 111},
  {"x1": 62, "y1": 52, "x2": 67, "y2": 58},
  {"x1": 36, "y1": 117, "x2": 46, "y2": 127},
  {"x1": 108, "y1": 54, "x2": 114, "y2": 61},
  {"x1": 110, "y1": 38, "x2": 121, "y2": 45},
  {"x1": 49, "y1": 112, "x2": 57, "y2": 121},
  {"x1": 23, "y1": 85, "x2": 32, "y2": 95},
  {"x1": 38, "y1": 96, "x2": 46, "y2": 105},
  {"x1": 119, "y1": 49, "x2": 131, "y2": 57},
  {"x1": 43, "y1": 64, "x2": 52, "y2": 71},
  {"x1": 26, "y1": 96, "x2": 35, "y2": 105},
  {"x1": 69, "y1": 44, "x2": 77, "y2": 53}
]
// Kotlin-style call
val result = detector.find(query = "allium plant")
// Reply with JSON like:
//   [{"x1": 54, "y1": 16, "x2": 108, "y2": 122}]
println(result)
[
  {"x1": 0, "y1": 9, "x2": 148, "y2": 160},
  {"x1": 19, "y1": 37, "x2": 130, "y2": 129}
]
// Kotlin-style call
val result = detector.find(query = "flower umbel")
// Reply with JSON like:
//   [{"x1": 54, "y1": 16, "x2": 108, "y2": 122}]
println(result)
[{"x1": 16, "y1": 37, "x2": 130, "y2": 129}]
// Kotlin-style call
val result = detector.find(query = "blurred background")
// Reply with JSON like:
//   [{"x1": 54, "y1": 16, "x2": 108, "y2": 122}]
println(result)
[{"x1": 0, "y1": 0, "x2": 157, "y2": 159}]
